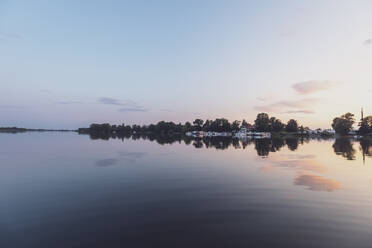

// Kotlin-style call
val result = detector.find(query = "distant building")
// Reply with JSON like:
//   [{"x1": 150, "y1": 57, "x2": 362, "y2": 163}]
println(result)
[
  {"x1": 349, "y1": 130, "x2": 357, "y2": 135},
  {"x1": 323, "y1": 129, "x2": 336, "y2": 135}
]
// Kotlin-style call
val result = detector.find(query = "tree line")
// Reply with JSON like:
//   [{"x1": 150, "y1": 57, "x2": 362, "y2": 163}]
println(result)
[
  {"x1": 332, "y1": 112, "x2": 372, "y2": 135},
  {"x1": 79, "y1": 113, "x2": 306, "y2": 135},
  {"x1": 79, "y1": 111, "x2": 372, "y2": 136}
]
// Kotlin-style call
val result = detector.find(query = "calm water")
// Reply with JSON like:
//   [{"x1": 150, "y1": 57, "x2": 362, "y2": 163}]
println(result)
[{"x1": 1, "y1": 132, "x2": 372, "y2": 248}]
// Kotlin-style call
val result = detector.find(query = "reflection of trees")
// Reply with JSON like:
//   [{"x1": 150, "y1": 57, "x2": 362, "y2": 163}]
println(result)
[
  {"x1": 80, "y1": 133, "x2": 311, "y2": 155},
  {"x1": 241, "y1": 139, "x2": 254, "y2": 149},
  {"x1": 359, "y1": 139, "x2": 372, "y2": 157},
  {"x1": 332, "y1": 138, "x2": 356, "y2": 160},
  {"x1": 202, "y1": 137, "x2": 233, "y2": 150},
  {"x1": 193, "y1": 140, "x2": 203, "y2": 148},
  {"x1": 255, "y1": 139, "x2": 271, "y2": 157},
  {"x1": 285, "y1": 138, "x2": 299, "y2": 151},
  {"x1": 254, "y1": 138, "x2": 289, "y2": 157},
  {"x1": 272, "y1": 138, "x2": 285, "y2": 152}
]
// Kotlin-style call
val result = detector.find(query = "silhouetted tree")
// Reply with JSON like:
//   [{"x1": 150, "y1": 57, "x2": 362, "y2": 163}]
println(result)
[
  {"x1": 255, "y1": 113, "x2": 270, "y2": 132},
  {"x1": 286, "y1": 119, "x2": 299, "y2": 132},
  {"x1": 332, "y1": 113, "x2": 355, "y2": 135},
  {"x1": 193, "y1": 119, "x2": 204, "y2": 131},
  {"x1": 231, "y1": 120, "x2": 241, "y2": 131},
  {"x1": 272, "y1": 119, "x2": 285, "y2": 132},
  {"x1": 358, "y1": 116, "x2": 372, "y2": 135}
]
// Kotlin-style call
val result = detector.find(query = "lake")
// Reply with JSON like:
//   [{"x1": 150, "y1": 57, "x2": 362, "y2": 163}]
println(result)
[{"x1": 1, "y1": 132, "x2": 372, "y2": 248}]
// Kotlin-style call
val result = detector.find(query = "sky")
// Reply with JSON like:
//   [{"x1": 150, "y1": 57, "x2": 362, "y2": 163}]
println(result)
[{"x1": 1, "y1": 0, "x2": 372, "y2": 129}]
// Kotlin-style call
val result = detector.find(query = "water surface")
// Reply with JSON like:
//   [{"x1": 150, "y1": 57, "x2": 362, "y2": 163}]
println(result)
[{"x1": 1, "y1": 132, "x2": 372, "y2": 248}]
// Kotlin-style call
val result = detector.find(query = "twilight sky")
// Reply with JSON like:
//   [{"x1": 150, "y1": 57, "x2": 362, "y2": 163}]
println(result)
[{"x1": 1, "y1": 0, "x2": 372, "y2": 129}]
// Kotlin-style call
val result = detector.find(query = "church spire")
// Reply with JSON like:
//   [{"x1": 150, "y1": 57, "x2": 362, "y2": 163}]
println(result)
[{"x1": 361, "y1": 107, "x2": 364, "y2": 120}]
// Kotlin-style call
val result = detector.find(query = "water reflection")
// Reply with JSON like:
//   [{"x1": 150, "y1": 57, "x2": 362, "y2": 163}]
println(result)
[
  {"x1": 261, "y1": 156, "x2": 326, "y2": 173},
  {"x1": 333, "y1": 138, "x2": 356, "y2": 160},
  {"x1": 360, "y1": 139, "x2": 372, "y2": 162},
  {"x1": 2, "y1": 132, "x2": 372, "y2": 248},
  {"x1": 80, "y1": 133, "x2": 372, "y2": 162},
  {"x1": 118, "y1": 151, "x2": 147, "y2": 162},
  {"x1": 294, "y1": 174, "x2": 342, "y2": 192},
  {"x1": 286, "y1": 138, "x2": 301, "y2": 151},
  {"x1": 95, "y1": 151, "x2": 147, "y2": 167}
]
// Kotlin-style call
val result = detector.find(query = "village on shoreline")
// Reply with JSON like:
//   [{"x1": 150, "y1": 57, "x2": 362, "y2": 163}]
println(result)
[
  {"x1": 76, "y1": 111, "x2": 372, "y2": 140},
  {"x1": 185, "y1": 127, "x2": 337, "y2": 139}
]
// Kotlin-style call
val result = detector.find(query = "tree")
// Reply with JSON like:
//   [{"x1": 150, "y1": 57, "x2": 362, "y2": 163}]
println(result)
[
  {"x1": 332, "y1": 113, "x2": 355, "y2": 135},
  {"x1": 272, "y1": 119, "x2": 285, "y2": 132},
  {"x1": 219, "y1": 118, "x2": 231, "y2": 132},
  {"x1": 231, "y1": 120, "x2": 241, "y2": 131},
  {"x1": 269, "y1": 117, "x2": 276, "y2": 132},
  {"x1": 286, "y1": 119, "x2": 298, "y2": 132},
  {"x1": 193, "y1": 119, "x2": 204, "y2": 131},
  {"x1": 241, "y1": 119, "x2": 249, "y2": 127},
  {"x1": 358, "y1": 116, "x2": 372, "y2": 134},
  {"x1": 241, "y1": 119, "x2": 254, "y2": 131},
  {"x1": 254, "y1": 113, "x2": 270, "y2": 132},
  {"x1": 202, "y1": 119, "x2": 212, "y2": 132},
  {"x1": 183, "y1": 122, "x2": 192, "y2": 132}
]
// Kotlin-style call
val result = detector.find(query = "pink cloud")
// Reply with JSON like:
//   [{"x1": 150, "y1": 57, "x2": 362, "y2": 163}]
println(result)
[
  {"x1": 292, "y1": 81, "x2": 337, "y2": 95},
  {"x1": 254, "y1": 98, "x2": 320, "y2": 114}
]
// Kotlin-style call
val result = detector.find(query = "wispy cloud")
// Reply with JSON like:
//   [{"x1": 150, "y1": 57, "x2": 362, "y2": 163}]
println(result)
[
  {"x1": 0, "y1": 32, "x2": 22, "y2": 41},
  {"x1": 364, "y1": 39, "x2": 372, "y2": 45},
  {"x1": 254, "y1": 98, "x2": 320, "y2": 114},
  {"x1": 99, "y1": 97, "x2": 123, "y2": 106},
  {"x1": 96, "y1": 159, "x2": 118, "y2": 167},
  {"x1": 281, "y1": 110, "x2": 315, "y2": 114},
  {"x1": 159, "y1": 109, "x2": 174, "y2": 112},
  {"x1": 292, "y1": 81, "x2": 337, "y2": 95},
  {"x1": 0, "y1": 104, "x2": 25, "y2": 109},
  {"x1": 56, "y1": 101, "x2": 84, "y2": 105},
  {"x1": 40, "y1": 89, "x2": 52, "y2": 94},
  {"x1": 98, "y1": 97, "x2": 148, "y2": 112},
  {"x1": 118, "y1": 107, "x2": 147, "y2": 112},
  {"x1": 257, "y1": 96, "x2": 271, "y2": 102}
]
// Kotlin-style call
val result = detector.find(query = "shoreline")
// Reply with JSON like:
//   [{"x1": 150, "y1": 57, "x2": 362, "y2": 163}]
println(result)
[
  {"x1": 0, "y1": 127, "x2": 76, "y2": 133},
  {"x1": 1, "y1": 127, "x2": 371, "y2": 141}
]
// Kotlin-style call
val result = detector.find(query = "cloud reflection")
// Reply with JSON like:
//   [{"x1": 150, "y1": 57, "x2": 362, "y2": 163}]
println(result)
[
  {"x1": 95, "y1": 151, "x2": 146, "y2": 167},
  {"x1": 294, "y1": 174, "x2": 342, "y2": 192},
  {"x1": 118, "y1": 151, "x2": 147, "y2": 162},
  {"x1": 260, "y1": 153, "x2": 326, "y2": 173}
]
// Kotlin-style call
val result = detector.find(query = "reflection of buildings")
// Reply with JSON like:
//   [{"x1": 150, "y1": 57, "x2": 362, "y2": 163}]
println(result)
[
  {"x1": 234, "y1": 127, "x2": 271, "y2": 139},
  {"x1": 185, "y1": 130, "x2": 271, "y2": 139}
]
